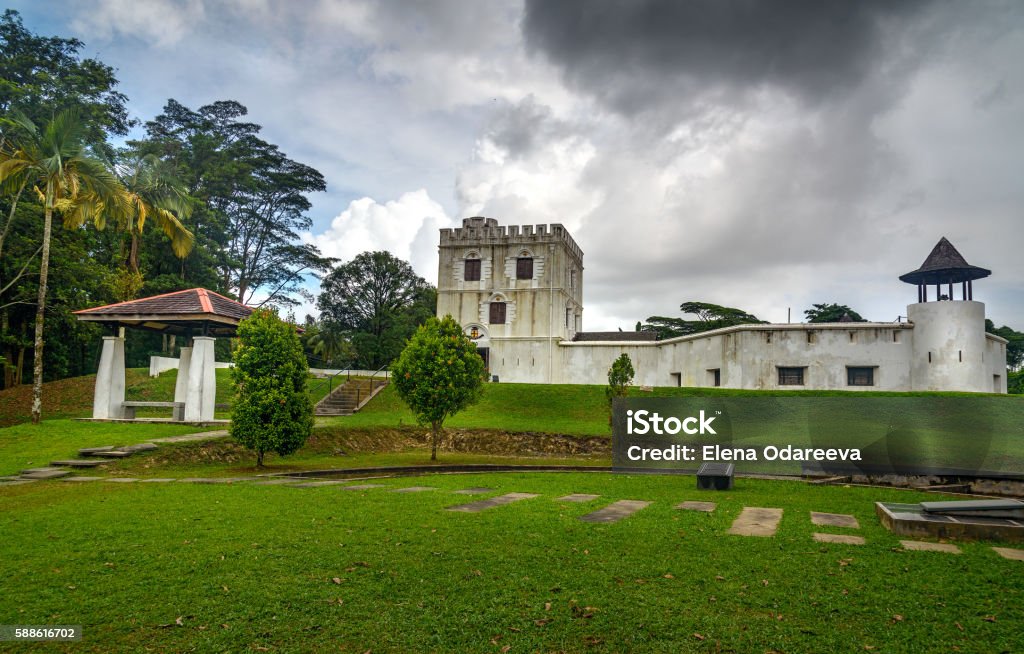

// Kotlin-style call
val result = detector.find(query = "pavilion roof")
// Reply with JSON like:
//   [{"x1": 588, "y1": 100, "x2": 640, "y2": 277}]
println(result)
[
  {"x1": 74, "y1": 288, "x2": 253, "y2": 336},
  {"x1": 898, "y1": 237, "x2": 991, "y2": 285}
]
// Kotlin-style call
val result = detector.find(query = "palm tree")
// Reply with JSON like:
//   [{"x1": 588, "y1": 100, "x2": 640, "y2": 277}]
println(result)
[
  {"x1": 112, "y1": 152, "x2": 194, "y2": 277},
  {"x1": 0, "y1": 109, "x2": 127, "y2": 423}
]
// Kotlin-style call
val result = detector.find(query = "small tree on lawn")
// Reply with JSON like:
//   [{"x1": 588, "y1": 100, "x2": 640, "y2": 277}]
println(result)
[
  {"x1": 230, "y1": 308, "x2": 313, "y2": 467},
  {"x1": 391, "y1": 315, "x2": 485, "y2": 460},
  {"x1": 606, "y1": 353, "x2": 635, "y2": 422}
]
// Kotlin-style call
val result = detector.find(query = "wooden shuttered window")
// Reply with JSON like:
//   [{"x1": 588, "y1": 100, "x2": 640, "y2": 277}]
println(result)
[
  {"x1": 777, "y1": 367, "x2": 805, "y2": 386},
  {"x1": 489, "y1": 301, "x2": 506, "y2": 324},
  {"x1": 516, "y1": 257, "x2": 533, "y2": 280},
  {"x1": 464, "y1": 259, "x2": 481, "y2": 281}
]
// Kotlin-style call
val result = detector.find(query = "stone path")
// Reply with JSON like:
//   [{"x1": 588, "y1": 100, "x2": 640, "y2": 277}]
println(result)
[
  {"x1": 341, "y1": 483, "x2": 387, "y2": 491},
  {"x1": 446, "y1": 492, "x2": 539, "y2": 513},
  {"x1": 811, "y1": 512, "x2": 860, "y2": 529},
  {"x1": 149, "y1": 431, "x2": 228, "y2": 444},
  {"x1": 900, "y1": 540, "x2": 961, "y2": 554},
  {"x1": 813, "y1": 533, "x2": 865, "y2": 545},
  {"x1": 579, "y1": 500, "x2": 651, "y2": 524},
  {"x1": 391, "y1": 486, "x2": 436, "y2": 493},
  {"x1": 556, "y1": 493, "x2": 600, "y2": 502},
  {"x1": 291, "y1": 480, "x2": 349, "y2": 488},
  {"x1": 727, "y1": 507, "x2": 784, "y2": 537},
  {"x1": 676, "y1": 501, "x2": 716, "y2": 512},
  {"x1": 992, "y1": 547, "x2": 1024, "y2": 561},
  {"x1": 452, "y1": 487, "x2": 493, "y2": 495}
]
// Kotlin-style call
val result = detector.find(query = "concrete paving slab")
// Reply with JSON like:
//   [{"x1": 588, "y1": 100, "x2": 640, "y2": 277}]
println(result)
[
  {"x1": 0, "y1": 480, "x2": 36, "y2": 485},
  {"x1": 104, "y1": 478, "x2": 140, "y2": 483},
  {"x1": 813, "y1": 533, "x2": 865, "y2": 545},
  {"x1": 447, "y1": 492, "x2": 540, "y2": 513},
  {"x1": 811, "y1": 512, "x2": 860, "y2": 529},
  {"x1": 556, "y1": 494, "x2": 600, "y2": 502},
  {"x1": 250, "y1": 479, "x2": 303, "y2": 485},
  {"x1": 391, "y1": 486, "x2": 437, "y2": 493},
  {"x1": 452, "y1": 487, "x2": 494, "y2": 495},
  {"x1": 20, "y1": 469, "x2": 72, "y2": 480},
  {"x1": 78, "y1": 446, "x2": 115, "y2": 455},
  {"x1": 340, "y1": 484, "x2": 387, "y2": 491},
  {"x1": 291, "y1": 481, "x2": 350, "y2": 488},
  {"x1": 675, "y1": 501, "x2": 717, "y2": 512},
  {"x1": 138, "y1": 478, "x2": 176, "y2": 483},
  {"x1": 62, "y1": 476, "x2": 104, "y2": 482},
  {"x1": 580, "y1": 500, "x2": 652, "y2": 524},
  {"x1": 992, "y1": 547, "x2": 1024, "y2": 561},
  {"x1": 51, "y1": 459, "x2": 112, "y2": 468},
  {"x1": 900, "y1": 540, "x2": 961, "y2": 554},
  {"x1": 118, "y1": 443, "x2": 158, "y2": 453},
  {"x1": 728, "y1": 507, "x2": 784, "y2": 537}
]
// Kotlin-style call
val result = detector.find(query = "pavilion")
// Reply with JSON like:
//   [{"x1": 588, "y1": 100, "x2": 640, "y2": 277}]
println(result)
[{"x1": 74, "y1": 288, "x2": 253, "y2": 422}]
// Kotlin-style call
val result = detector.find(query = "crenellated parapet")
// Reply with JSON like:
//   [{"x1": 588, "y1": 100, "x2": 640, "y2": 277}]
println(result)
[{"x1": 440, "y1": 217, "x2": 584, "y2": 263}]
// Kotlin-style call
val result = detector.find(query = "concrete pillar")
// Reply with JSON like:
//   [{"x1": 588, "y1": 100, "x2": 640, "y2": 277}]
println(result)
[
  {"x1": 173, "y1": 346, "x2": 192, "y2": 421},
  {"x1": 184, "y1": 336, "x2": 216, "y2": 422},
  {"x1": 92, "y1": 335, "x2": 126, "y2": 419}
]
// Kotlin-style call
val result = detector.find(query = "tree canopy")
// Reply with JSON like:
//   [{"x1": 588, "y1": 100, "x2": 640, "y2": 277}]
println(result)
[
  {"x1": 642, "y1": 301, "x2": 763, "y2": 339},
  {"x1": 317, "y1": 251, "x2": 436, "y2": 369},
  {"x1": 804, "y1": 303, "x2": 866, "y2": 323}
]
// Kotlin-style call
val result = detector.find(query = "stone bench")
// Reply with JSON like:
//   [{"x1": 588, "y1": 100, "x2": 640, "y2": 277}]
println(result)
[{"x1": 122, "y1": 401, "x2": 185, "y2": 420}]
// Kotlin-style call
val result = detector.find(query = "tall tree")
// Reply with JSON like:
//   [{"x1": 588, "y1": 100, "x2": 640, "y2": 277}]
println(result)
[
  {"x1": 642, "y1": 301, "x2": 763, "y2": 339},
  {"x1": 133, "y1": 100, "x2": 331, "y2": 306},
  {"x1": 0, "y1": 109, "x2": 126, "y2": 422},
  {"x1": 804, "y1": 303, "x2": 866, "y2": 323},
  {"x1": 318, "y1": 251, "x2": 437, "y2": 369}
]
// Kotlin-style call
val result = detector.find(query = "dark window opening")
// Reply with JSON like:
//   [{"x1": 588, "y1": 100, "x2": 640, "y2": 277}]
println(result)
[
  {"x1": 464, "y1": 258, "x2": 481, "y2": 281},
  {"x1": 847, "y1": 367, "x2": 875, "y2": 386},
  {"x1": 489, "y1": 301, "x2": 506, "y2": 324},
  {"x1": 778, "y1": 367, "x2": 805, "y2": 386},
  {"x1": 516, "y1": 257, "x2": 533, "y2": 280},
  {"x1": 708, "y1": 369, "x2": 721, "y2": 387}
]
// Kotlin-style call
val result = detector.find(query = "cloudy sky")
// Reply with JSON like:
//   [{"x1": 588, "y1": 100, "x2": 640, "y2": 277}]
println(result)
[{"x1": 14, "y1": 0, "x2": 1024, "y2": 328}]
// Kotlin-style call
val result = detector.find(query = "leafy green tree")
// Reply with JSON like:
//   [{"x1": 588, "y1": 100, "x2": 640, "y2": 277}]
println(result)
[
  {"x1": 318, "y1": 251, "x2": 437, "y2": 368},
  {"x1": 804, "y1": 303, "x2": 866, "y2": 323},
  {"x1": 0, "y1": 109, "x2": 125, "y2": 422},
  {"x1": 605, "y1": 353, "x2": 635, "y2": 415},
  {"x1": 391, "y1": 315, "x2": 485, "y2": 460},
  {"x1": 1008, "y1": 369, "x2": 1023, "y2": 395},
  {"x1": 230, "y1": 308, "x2": 313, "y2": 467},
  {"x1": 642, "y1": 301, "x2": 763, "y2": 339},
  {"x1": 986, "y1": 319, "x2": 1024, "y2": 371},
  {"x1": 303, "y1": 319, "x2": 356, "y2": 368}
]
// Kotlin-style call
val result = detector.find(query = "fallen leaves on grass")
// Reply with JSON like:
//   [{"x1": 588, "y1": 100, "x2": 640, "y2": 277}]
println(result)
[
  {"x1": 982, "y1": 615, "x2": 997, "y2": 623},
  {"x1": 693, "y1": 633, "x2": 705, "y2": 641},
  {"x1": 892, "y1": 614, "x2": 904, "y2": 623},
  {"x1": 534, "y1": 619, "x2": 552, "y2": 627}
]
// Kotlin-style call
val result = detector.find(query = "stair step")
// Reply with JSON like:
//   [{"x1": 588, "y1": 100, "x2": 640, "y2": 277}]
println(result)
[{"x1": 51, "y1": 459, "x2": 113, "y2": 468}]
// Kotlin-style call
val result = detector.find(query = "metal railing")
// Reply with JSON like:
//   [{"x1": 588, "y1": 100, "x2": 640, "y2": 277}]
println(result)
[{"x1": 311, "y1": 362, "x2": 391, "y2": 411}]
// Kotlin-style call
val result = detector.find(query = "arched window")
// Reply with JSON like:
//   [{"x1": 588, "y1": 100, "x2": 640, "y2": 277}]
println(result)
[
  {"x1": 516, "y1": 250, "x2": 533, "y2": 279},
  {"x1": 489, "y1": 301, "x2": 507, "y2": 324}
]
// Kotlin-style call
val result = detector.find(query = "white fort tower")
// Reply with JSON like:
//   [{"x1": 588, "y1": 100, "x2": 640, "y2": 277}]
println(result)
[{"x1": 437, "y1": 219, "x2": 1008, "y2": 393}]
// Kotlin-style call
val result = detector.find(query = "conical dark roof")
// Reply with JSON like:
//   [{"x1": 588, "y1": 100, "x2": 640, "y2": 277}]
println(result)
[{"x1": 899, "y1": 237, "x2": 991, "y2": 285}]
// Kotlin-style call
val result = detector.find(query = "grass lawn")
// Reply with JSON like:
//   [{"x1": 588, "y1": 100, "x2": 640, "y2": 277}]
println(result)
[{"x1": 1, "y1": 473, "x2": 1021, "y2": 653}]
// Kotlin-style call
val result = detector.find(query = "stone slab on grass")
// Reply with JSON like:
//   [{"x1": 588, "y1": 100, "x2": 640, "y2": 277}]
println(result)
[
  {"x1": 811, "y1": 512, "x2": 860, "y2": 529},
  {"x1": 20, "y1": 468, "x2": 71, "y2": 480},
  {"x1": 0, "y1": 480, "x2": 36, "y2": 485},
  {"x1": 556, "y1": 494, "x2": 601, "y2": 502},
  {"x1": 447, "y1": 492, "x2": 540, "y2": 513},
  {"x1": 291, "y1": 481, "x2": 350, "y2": 488},
  {"x1": 63, "y1": 476, "x2": 104, "y2": 482},
  {"x1": 392, "y1": 486, "x2": 437, "y2": 493},
  {"x1": 676, "y1": 501, "x2": 717, "y2": 512},
  {"x1": 51, "y1": 459, "x2": 112, "y2": 468},
  {"x1": 900, "y1": 540, "x2": 961, "y2": 554},
  {"x1": 340, "y1": 484, "x2": 387, "y2": 491},
  {"x1": 728, "y1": 507, "x2": 784, "y2": 537},
  {"x1": 78, "y1": 446, "x2": 115, "y2": 455},
  {"x1": 453, "y1": 487, "x2": 494, "y2": 495},
  {"x1": 992, "y1": 547, "x2": 1024, "y2": 561},
  {"x1": 118, "y1": 443, "x2": 158, "y2": 453},
  {"x1": 813, "y1": 532, "x2": 865, "y2": 545},
  {"x1": 579, "y1": 500, "x2": 652, "y2": 524},
  {"x1": 138, "y1": 478, "x2": 176, "y2": 483},
  {"x1": 150, "y1": 431, "x2": 228, "y2": 444},
  {"x1": 105, "y1": 478, "x2": 139, "y2": 483},
  {"x1": 251, "y1": 479, "x2": 303, "y2": 485}
]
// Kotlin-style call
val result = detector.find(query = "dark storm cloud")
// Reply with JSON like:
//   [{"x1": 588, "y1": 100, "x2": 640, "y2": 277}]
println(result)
[{"x1": 523, "y1": 0, "x2": 934, "y2": 113}]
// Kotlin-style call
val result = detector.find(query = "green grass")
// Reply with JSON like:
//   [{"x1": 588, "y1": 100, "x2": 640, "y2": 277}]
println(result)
[
  {"x1": 0, "y1": 474, "x2": 1021, "y2": 653},
  {"x1": 0, "y1": 420, "x2": 210, "y2": 477}
]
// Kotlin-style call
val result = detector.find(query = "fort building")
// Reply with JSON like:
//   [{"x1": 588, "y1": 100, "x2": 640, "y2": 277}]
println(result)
[{"x1": 437, "y1": 218, "x2": 1008, "y2": 393}]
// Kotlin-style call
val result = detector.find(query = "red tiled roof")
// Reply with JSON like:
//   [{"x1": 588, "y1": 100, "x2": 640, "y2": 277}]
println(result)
[{"x1": 74, "y1": 288, "x2": 253, "y2": 321}]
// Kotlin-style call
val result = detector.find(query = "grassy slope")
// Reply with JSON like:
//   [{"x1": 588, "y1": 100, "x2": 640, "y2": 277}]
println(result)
[{"x1": 0, "y1": 475, "x2": 1021, "y2": 653}]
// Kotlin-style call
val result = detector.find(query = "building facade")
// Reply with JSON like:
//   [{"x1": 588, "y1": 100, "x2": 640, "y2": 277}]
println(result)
[{"x1": 437, "y1": 218, "x2": 1008, "y2": 393}]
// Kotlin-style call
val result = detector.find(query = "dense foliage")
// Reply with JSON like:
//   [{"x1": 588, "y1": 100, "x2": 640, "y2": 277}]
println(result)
[
  {"x1": 606, "y1": 353, "x2": 635, "y2": 413},
  {"x1": 391, "y1": 315, "x2": 484, "y2": 460},
  {"x1": 230, "y1": 309, "x2": 312, "y2": 466},
  {"x1": 804, "y1": 303, "x2": 866, "y2": 323},
  {"x1": 317, "y1": 251, "x2": 436, "y2": 369}
]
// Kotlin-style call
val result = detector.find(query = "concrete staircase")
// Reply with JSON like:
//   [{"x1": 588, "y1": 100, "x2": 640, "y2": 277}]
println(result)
[{"x1": 315, "y1": 377, "x2": 388, "y2": 416}]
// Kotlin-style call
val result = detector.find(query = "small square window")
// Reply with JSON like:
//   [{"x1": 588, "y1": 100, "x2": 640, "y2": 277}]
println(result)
[
  {"x1": 516, "y1": 257, "x2": 533, "y2": 280},
  {"x1": 847, "y1": 367, "x2": 874, "y2": 386},
  {"x1": 778, "y1": 367, "x2": 805, "y2": 386},
  {"x1": 489, "y1": 302, "x2": 506, "y2": 325},
  {"x1": 464, "y1": 258, "x2": 481, "y2": 281}
]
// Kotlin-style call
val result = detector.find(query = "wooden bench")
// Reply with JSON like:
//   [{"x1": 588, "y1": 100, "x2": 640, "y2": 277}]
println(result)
[{"x1": 122, "y1": 401, "x2": 185, "y2": 420}]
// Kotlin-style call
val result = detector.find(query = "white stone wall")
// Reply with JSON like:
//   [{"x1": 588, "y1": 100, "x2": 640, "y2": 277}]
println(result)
[{"x1": 907, "y1": 301, "x2": 989, "y2": 392}]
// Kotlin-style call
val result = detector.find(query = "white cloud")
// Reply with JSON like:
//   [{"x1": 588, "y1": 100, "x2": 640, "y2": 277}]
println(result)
[
  {"x1": 304, "y1": 189, "x2": 453, "y2": 280},
  {"x1": 71, "y1": 0, "x2": 206, "y2": 47}
]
